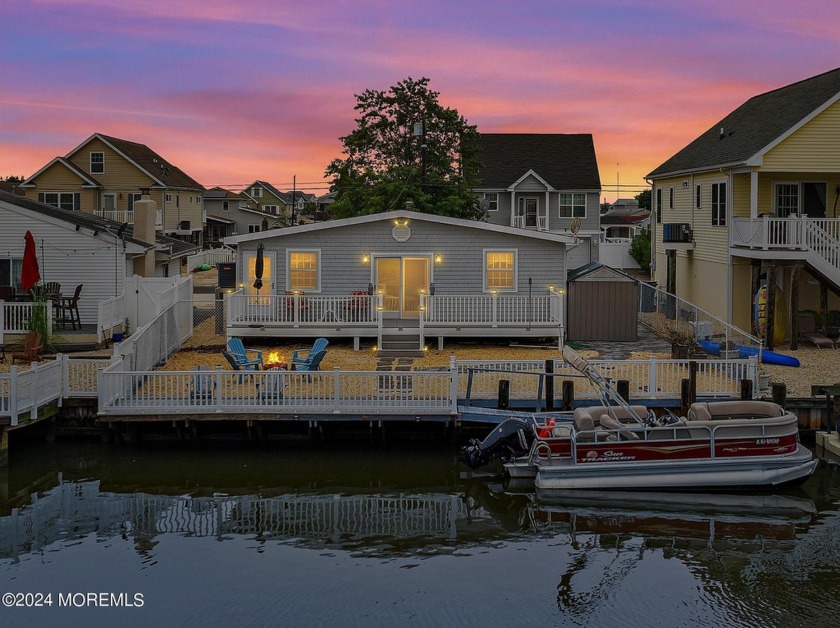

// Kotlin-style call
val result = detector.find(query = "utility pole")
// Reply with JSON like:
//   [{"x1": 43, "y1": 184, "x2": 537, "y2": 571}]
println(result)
[{"x1": 290, "y1": 174, "x2": 296, "y2": 226}]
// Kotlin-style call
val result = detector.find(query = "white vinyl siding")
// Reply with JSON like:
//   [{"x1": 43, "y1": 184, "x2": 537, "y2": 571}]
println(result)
[
  {"x1": 288, "y1": 250, "x2": 320, "y2": 291},
  {"x1": 483, "y1": 249, "x2": 517, "y2": 291}
]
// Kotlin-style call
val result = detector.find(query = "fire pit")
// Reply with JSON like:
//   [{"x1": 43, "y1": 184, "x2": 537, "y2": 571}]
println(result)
[{"x1": 263, "y1": 351, "x2": 288, "y2": 370}]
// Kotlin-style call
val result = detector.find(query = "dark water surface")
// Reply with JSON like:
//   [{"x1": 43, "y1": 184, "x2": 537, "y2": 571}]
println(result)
[{"x1": 1, "y1": 441, "x2": 839, "y2": 627}]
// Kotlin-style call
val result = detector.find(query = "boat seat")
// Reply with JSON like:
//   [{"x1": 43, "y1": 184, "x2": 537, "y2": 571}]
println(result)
[
  {"x1": 573, "y1": 413, "x2": 597, "y2": 442},
  {"x1": 600, "y1": 415, "x2": 640, "y2": 440},
  {"x1": 687, "y1": 401, "x2": 785, "y2": 421},
  {"x1": 680, "y1": 414, "x2": 797, "y2": 438}
]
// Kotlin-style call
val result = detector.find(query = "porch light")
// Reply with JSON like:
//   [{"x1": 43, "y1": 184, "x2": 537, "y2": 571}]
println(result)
[
  {"x1": 377, "y1": 289, "x2": 384, "y2": 295},
  {"x1": 549, "y1": 284, "x2": 554, "y2": 292},
  {"x1": 361, "y1": 254, "x2": 370, "y2": 264},
  {"x1": 434, "y1": 254, "x2": 442, "y2": 264},
  {"x1": 419, "y1": 289, "x2": 425, "y2": 295},
  {"x1": 419, "y1": 305, "x2": 425, "y2": 312},
  {"x1": 557, "y1": 288, "x2": 566, "y2": 295},
  {"x1": 491, "y1": 289, "x2": 497, "y2": 295},
  {"x1": 377, "y1": 305, "x2": 383, "y2": 311}
]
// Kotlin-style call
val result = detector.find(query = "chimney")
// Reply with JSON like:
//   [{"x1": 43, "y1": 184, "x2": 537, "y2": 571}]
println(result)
[{"x1": 134, "y1": 188, "x2": 157, "y2": 277}]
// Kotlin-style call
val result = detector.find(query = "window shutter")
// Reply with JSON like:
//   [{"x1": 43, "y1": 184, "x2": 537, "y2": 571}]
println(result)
[
  {"x1": 38, "y1": 193, "x2": 45, "y2": 203},
  {"x1": 128, "y1": 194, "x2": 134, "y2": 211},
  {"x1": 73, "y1": 193, "x2": 80, "y2": 211}
]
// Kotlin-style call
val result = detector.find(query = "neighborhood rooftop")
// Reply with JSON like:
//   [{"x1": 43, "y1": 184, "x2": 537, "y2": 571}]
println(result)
[{"x1": 647, "y1": 66, "x2": 840, "y2": 177}]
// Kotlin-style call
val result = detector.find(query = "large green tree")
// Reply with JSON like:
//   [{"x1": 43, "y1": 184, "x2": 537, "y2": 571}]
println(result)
[{"x1": 325, "y1": 77, "x2": 481, "y2": 219}]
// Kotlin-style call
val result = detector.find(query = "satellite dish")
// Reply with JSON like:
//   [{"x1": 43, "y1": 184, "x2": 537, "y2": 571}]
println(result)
[
  {"x1": 570, "y1": 217, "x2": 581, "y2": 235},
  {"x1": 479, "y1": 198, "x2": 490, "y2": 211}
]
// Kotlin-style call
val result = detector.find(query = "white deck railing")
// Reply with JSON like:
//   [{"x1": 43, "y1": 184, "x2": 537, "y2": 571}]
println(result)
[
  {"x1": 420, "y1": 293, "x2": 561, "y2": 326},
  {"x1": 97, "y1": 367, "x2": 457, "y2": 415},
  {"x1": 94, "y1": 355, "x2": 757, "y2": 416},
  {"x1": 0, "y1": 300, "x2": 54, "y2": 336},
  {"x1": 227, "y1": 292, "x2": 382, "y2": 327},
  {"x1": 94, "y1": 209, "x2": 135, "y2": 224},
  {"x1": 731, "y1": 216, "x2": 840, "y2": 285},
  {"x1": 456, "y1": 356, "x2": 758, "y2": 401}
]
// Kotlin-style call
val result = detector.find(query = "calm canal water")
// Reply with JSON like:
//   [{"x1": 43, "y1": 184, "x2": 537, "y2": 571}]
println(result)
[{"x1": 1, "y1": 439, "x2": 839, "y2": 627}]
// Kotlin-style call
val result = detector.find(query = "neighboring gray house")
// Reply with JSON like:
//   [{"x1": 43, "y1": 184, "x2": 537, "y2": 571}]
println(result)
[
  {"x1": 202, "y1": 187, "x2": 283, "y2": 237},
  {"x1": 474, "y1": 133, "x2": 602, "y2": 269},
  {"x1": 224, "y1": 210, "x2": 577, "y2": 349},
  {"x1": 0, "y1": 190, "x2": 198, "y2": 324}
]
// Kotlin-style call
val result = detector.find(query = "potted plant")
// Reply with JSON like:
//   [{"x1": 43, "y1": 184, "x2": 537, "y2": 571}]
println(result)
[{"x1": 667, "y1": 322, "x2": 697, "y2": 359}]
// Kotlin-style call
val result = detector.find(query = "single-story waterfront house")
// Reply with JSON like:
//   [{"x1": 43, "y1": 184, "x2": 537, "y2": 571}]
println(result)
[{"x1": 223, "y1": 210, "x2": 578, "y2": 350}]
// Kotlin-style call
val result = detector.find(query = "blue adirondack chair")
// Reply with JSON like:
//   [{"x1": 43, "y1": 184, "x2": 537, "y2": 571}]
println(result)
[
  {"x1": 291, "y1": 338, "x2": 329, "y2": 369},
  {"x1": 293, "y1": 349, "x2": 326, "y2": 373},
  {"x1": 226, "y1": 338, "x2": 263, "y2": 370}
]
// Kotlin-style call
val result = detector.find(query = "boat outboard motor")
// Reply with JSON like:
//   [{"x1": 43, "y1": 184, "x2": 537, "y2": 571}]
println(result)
[{"x1": 459, "y1": 419, "x2": 536, "y2": 469}]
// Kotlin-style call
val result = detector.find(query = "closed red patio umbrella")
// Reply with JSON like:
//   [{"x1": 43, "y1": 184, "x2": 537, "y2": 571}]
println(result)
[{"x1": 21, "y1": 230, "x2": 41, "y2": 291}]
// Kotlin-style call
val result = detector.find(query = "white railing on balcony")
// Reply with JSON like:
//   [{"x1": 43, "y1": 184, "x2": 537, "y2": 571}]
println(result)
[
  {"x1": 95, "y1": 209, "x2": 135, "y2": 224},
  {"x1": 0, "y1": 300, "x2": 54, "y2": 337},
  {"x1": 226, "y1": 292, "x2": 382, "y2": 327},
  {"x1": 731, "y1": 216, "x2": 840, "y2": 285},
  {"x1": 97, "y1": 294, "x2": 125, "y2": 343}
]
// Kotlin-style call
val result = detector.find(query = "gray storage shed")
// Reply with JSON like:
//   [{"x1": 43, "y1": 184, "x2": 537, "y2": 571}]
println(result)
[{"x1": 567, "y1": 263, "x2": 638, "y2": 341}]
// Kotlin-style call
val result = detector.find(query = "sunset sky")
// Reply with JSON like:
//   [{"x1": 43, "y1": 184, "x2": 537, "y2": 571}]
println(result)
[{"x1": 2, "y1": 0, "x2": 839, "y2": 201}]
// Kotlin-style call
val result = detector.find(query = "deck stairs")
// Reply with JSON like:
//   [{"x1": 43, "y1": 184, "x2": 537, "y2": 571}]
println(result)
[
  {"x1": 801, "y1": 220, "x2": 840, "y2": 292},
  {"x1": 378, "y1": 319, "x2": 424, "y2": 358}
]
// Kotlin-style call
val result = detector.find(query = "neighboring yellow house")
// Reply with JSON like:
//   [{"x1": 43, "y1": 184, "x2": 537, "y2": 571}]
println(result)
[
  {"x1": 241, "y1": 180, "x2": 293, "y2": 223},
  {"x1": 20, "y1": 133, "x2": 206, "y2": 246},
  {"x1": 647, "y1": 68, "x2": 840, "y2": 349}
]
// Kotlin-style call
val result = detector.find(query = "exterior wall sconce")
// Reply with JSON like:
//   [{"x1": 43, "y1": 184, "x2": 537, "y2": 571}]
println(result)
[
  {"x1": 429, "y1": 282, "x2": 435, "y2": 295},
  {"x1": 434, "y1": 254, "x2": 442, "y2": 264},
  {"x1": 361, "y1": 254, "x2": 370, "y2": 264},
  {"x1": 556, "y1": 288, "x2": 566, "y2": 295},
  {"x1": 419, "y1": 288, "x2": 425, "y2": 295},
  {"x1": 377, "y1": 289, "x2": 384, "y2": 295},
  {"x1": 490, "y1": 289, "x2": 498, "y2": 295}
]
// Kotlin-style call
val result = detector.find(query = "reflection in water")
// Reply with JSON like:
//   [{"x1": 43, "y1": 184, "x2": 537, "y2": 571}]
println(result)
[{"x1": 1, "y1": 444, "x2": 839, "y2": 627}]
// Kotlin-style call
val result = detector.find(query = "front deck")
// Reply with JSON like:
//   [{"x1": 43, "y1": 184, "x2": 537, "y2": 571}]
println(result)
[{"x1": 225, "y1": 291, "x2": 565, "y2": 347}]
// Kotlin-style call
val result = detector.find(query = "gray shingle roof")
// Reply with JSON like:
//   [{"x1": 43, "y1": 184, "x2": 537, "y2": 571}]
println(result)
[
  {"x1": 476, "y1": 133, "x2": 601, "y2": 190},
  {"x1": 96, "y1": 134, "x2": 205, "y2": 190},
  {"x1": 648, "y1": 67, "x2": 840, "y2": 178}
]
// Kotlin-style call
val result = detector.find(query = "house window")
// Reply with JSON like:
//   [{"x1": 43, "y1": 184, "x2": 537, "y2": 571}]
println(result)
[
  {"x1": 248, "y1": 224, "x2": 261, "y2": 233},
  {"x1": 656, "y1": 188, "x2": 662, "y2": 223},
  {"x1": 39, "y1": 192, "x2": 79, "y2": 211},
  {"x1": 480, "y1": 192, "x2": 498, "y2": 211},
  {"x1": 264, "y1": 205, "x2": 279, "y2": 214},
  {"x1": 90, "y1": 152, "x2": 104, "y2": 174},
  {"x1": 222, "y1": 201, "x2": 229, "y2": 211},
  {"x1": 0, "y1": 257, "x2": 23, "y2": 289},
  {"x1": 165, "y1": 193, "x2": 173, "y2": 203},
  {"x1": 669, "y1": 187, "x2": 674, "y2": 209},
  {"x1": 484, "y1": 250, "x2": 516, "y2": 291},
  {"x1": 696, "y1": 184, "x2": 701, "y2": 209},
  {"x1": 559, "y1": 193, "x2": 586, "y2": 218},
  {"x1": 775, "y1": 183, "x2": 799, "y2": 217},
  {"x1": 288, "y1": 250, "x2": 320, "y2": 291},
  {"x1": 251, "y1": 187, "x2": 262, "y2": 197},
  {"x1": 711, "y1": 182, "x2": 727, "y2": 226}
]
